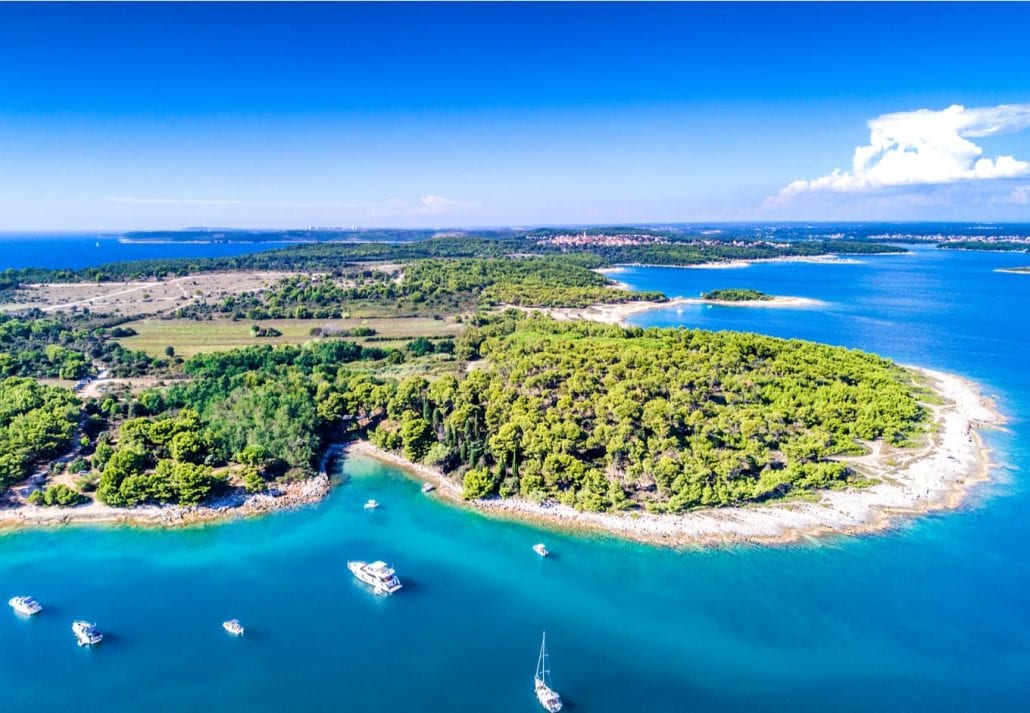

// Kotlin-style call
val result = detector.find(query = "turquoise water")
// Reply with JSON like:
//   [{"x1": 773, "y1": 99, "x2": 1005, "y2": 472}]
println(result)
[{"x1": 2, "y1": 245, "x2": 1030, "y2": 711}]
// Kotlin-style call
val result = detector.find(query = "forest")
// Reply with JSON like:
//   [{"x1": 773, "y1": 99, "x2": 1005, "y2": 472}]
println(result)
[
  {"x1": 0, "y1": 377, "x2": 81, "y2": 488},
  {"x1": 0, "y1": 307, "x2": 930, "y2": 513},
  {"x1": 370, "y1": 315, "x2": 928, "y2": 512},
  {"x1": 180, "y1": 257, "x2": 665, "y2": 321},
  {"x1": 84, "y1": 340, "x2": 398, "y2": 506},
  {"x1": 0, "y1": 314, "x2": 160, "y2": 379}
]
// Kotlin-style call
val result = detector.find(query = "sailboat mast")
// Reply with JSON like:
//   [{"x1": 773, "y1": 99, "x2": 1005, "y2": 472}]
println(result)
[{"x1": 538, "y1": 631, "x2": 549, "y2": 683}]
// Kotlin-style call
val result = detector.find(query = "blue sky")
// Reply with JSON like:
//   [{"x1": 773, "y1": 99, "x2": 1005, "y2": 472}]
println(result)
[{"x1": 2, "y1": 2, "x2": 1030, "y2": 230}]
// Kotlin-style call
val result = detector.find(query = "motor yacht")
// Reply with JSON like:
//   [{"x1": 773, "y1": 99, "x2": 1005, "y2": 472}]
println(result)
[
  {"x1": 9, "y1": 596, "x2": 42, "y2": 616},
  {"x1": 72, "y1": 621, "x2": 103, "y2": 647},
  {"x1": 347, "y1": 560, "x2": 402, "y2": 595}
]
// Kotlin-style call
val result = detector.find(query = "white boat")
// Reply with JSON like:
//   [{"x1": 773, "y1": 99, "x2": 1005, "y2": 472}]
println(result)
[
  {"x1": 9, "y1": 596, "x2": 42, "y2": 616},
  {"x1": 72, "y1": 620, "x2": 103, "y2": 647},
  {"x1": 421, "y1": 483, "x2": 435, "y2": 494},
  {"x1": 222, "y1": 619, "x2": 245, "y2": 636},
  {"x1": 347, "y1": 560, "x2": 403, "y2": 595},
  {"x1": 363, "y1": 499, "x2": 379, "y2": 510},
  {"x1": 534, "y1": 631, "x2": 562, "y2": 712},
  {"x1": 533, "y1": 543, "x2": 549, "y2": 557}
]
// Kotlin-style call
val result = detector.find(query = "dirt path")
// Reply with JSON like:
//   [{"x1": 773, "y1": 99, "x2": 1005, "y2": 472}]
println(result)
[{"x1": 38, "y1": 277, "x2": 194, "y2": 312}]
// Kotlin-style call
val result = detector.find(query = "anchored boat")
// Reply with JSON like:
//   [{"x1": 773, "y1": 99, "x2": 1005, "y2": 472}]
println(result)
[
  {"x1": 533, "y1": 543, "x2": 549, "y2": 557},
  {"x1": 348, "y1": 560, "x2": 403, "y2": 595},
  {"x1": 223, "y1": 619, "x2": 245, "y2": 636},
  {"x1": 534, "y1": 631, "x2": 562, "y2": 712},
  {"x1": 72, "y1": 621, "x2": 103, "y2": 647},
  {"x1": 9, "y1": 596, "x2": 42, "y2": 616},
  {"x1": 421, "y1": 483, "x2": 435, "y2": 494},
  {"x1": 363, "y1": 499, "x2": 379, "y2": 510}
]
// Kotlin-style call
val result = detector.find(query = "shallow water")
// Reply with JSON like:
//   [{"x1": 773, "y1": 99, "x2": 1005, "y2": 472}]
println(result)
[{"x1": 1, "y1": 244, "x2": 1029, "y2": 711}]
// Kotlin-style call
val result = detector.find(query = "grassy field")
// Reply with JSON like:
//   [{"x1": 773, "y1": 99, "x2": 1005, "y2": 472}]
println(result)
[{"x1": 116, "y1": 317, "x2": 465, "y2": 358}]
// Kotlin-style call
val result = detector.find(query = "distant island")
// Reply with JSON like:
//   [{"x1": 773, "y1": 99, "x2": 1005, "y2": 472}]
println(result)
[
  {"x1": 683, "y1": 288, "x2": 823, "y2": 309},
  {"x1": 938, "y1": 240, "x2": 1030, "y2": 253},
  {"x1": 0, "y1": 230, "x2": 1001, "y2": 545},
  {"x1": 700, "y1": 288, "x2": 774, "y2": 302}
]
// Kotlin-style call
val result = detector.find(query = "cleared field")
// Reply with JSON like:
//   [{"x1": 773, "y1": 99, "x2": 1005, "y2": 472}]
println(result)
[
  {"x1": 116, "y1": 316, "x2": 464, "y2": 358},
  {"x1": 7, "y1": 271, "x2": 296, "y2": 318}
]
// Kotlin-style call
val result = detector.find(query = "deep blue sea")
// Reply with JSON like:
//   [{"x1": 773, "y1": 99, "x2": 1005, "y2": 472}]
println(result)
[
  {"x1": 1, "y1": 242, "x2": 1029, "y2": 711},
  {"x1": 0, "y1": 233, "x2": 290, "y2": 270}
]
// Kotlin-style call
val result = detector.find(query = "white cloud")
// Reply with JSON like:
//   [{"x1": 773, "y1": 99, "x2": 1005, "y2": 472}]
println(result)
[
  {"x1": 999, "y1": 185, "x2": 1030, "y2": 205},
  {"x1": 416, "y1": 194, "x2": 475, "y2": 214},
  {"x1": 774, "y1": 103, "x2": 1030, "y2": 202}
]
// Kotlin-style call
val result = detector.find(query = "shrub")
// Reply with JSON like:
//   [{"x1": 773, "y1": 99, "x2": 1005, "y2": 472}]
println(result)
[{"x1": 28, "y1": 483, "x2": 88, "y2": 507}]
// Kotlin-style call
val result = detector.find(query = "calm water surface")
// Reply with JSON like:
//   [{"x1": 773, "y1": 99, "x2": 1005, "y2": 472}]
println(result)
[
  {"x1": 0, "y1": 234, "x2": 289, "y2": 270},
  {"x1": 1, "y1": 245, "x2": 1029, "y2": 711}
]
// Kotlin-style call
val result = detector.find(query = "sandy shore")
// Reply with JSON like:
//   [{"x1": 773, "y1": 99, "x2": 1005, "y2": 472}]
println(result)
[
  {"x1": 617, "y1": 255, "x2": 872, "y2": 270},
  {"x1": 521, "y1": 294, "x2": 821, "y2": 325},
  {"x1": 346, "y1": 367, "x2": 1003, "y2": 548},
  {"x1": 687, "y1": 296, "x2": 825, "y2": 309},
  {"x1": 520, "y1": 298, "x2": 691, "y2": 325}
]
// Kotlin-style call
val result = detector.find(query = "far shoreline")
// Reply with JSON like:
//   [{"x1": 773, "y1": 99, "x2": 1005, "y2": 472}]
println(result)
[{"x1": 607, "y1": 254, "x2": 878, "y2": 271}]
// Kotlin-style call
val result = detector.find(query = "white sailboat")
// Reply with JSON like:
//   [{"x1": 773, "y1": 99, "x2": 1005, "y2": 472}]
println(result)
[{"x1": 534, "y1": 631, "x2": 563, "y2": 712}]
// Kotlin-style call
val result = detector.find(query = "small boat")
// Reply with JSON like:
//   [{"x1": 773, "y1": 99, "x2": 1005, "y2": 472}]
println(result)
[
  {"x1": 533, "y1": 543, "x2": 549, "y2": 557},
  {"x1": 347, "y1": 560, "x2": 403, "y2": 595},
  {"x1": 72, "y1": 620, "x2": 103, "y2": 647},
  {"x1": 222, "y1": 619, "x2": 245, "y2": 636},
  {"x1": 363, "y1": 499, "x2": 379, "y2": 510},
  {"x1": 9, "y1": 596, "x2": 42, "y2": 616},
  {"x1": 421, "y1": 483, "x2": 436, "y2": 494},
  {"x1": 534, "y1": 631, "x2": 562, "y2": 712}
]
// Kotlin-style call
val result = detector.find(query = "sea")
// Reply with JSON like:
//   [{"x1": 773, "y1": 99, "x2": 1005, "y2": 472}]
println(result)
[
  {"x1": 0, "y1": 235, "x2": 1028, "y2": 711},
  {"x1": 0, "y1": 233, "x2": 295, "y2": 270}
]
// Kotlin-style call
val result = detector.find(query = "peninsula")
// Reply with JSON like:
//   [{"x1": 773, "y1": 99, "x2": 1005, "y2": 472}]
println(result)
[{"x1": 0, "y1": 230, "x2": 999, "y2": 545}]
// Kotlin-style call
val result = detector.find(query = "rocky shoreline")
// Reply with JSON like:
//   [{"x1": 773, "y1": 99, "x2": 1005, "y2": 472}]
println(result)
[{"x1": 0, "y1": 466, "x2": 332, "y2": 531}]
